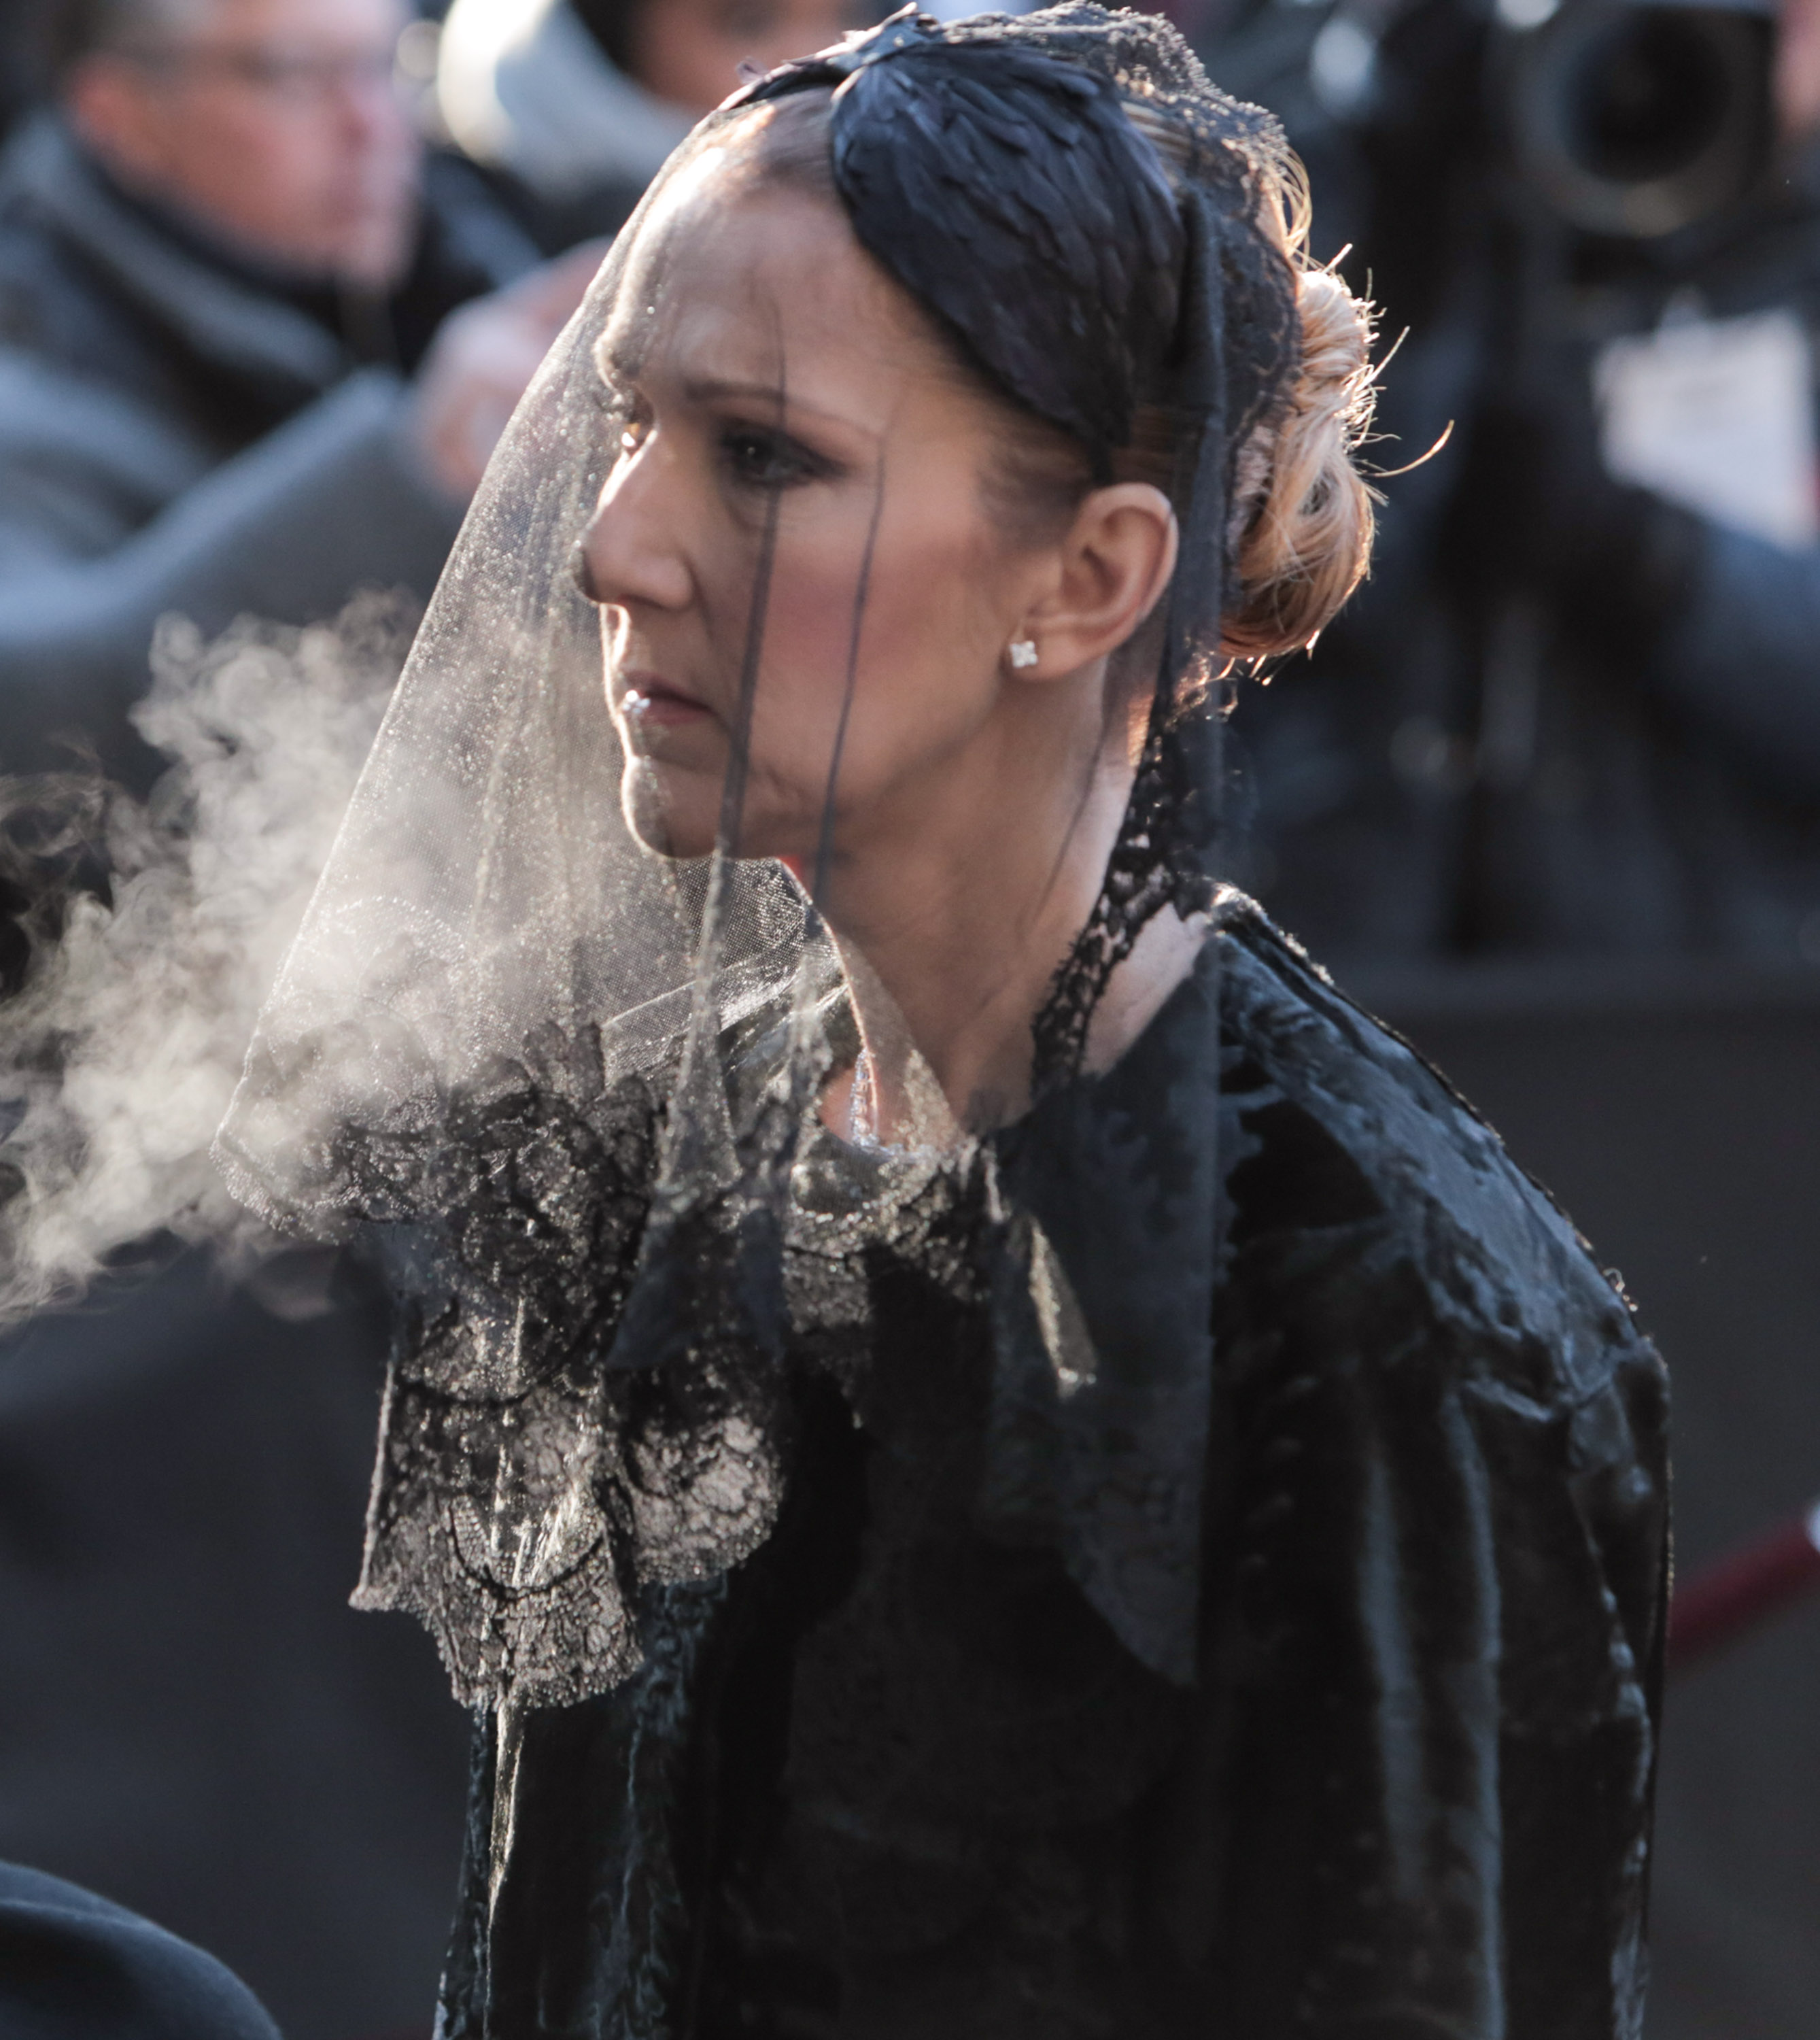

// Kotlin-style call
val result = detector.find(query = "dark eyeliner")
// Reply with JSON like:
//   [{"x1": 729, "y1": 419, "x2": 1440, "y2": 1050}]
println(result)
[{"x1": 718, "y1": 420, "x2": 835, "y2": 490}]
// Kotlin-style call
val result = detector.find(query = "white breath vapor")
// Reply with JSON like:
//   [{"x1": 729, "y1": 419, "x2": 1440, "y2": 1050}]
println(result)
[{"x1": 0, "y1": 595, "x2": 407, "y2": 1325}]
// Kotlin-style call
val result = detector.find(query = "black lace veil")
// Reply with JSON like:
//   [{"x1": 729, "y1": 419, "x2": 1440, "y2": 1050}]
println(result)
[{"x1": 215, "y1": 5, "x2": 1301, "y2": 1718}]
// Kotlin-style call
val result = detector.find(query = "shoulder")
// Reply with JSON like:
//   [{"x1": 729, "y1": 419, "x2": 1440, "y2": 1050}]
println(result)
[
  {"x1": 0, "y1": 345, "x2": 210, "y2": 566},
  {"x1": 0, "y1": 118, "x2": 271, "y2": 426},
  {"x1": 0, "y1": 194, "x2": 186, "y2": 452},
  {"x1": 0, "y1": 342, "x2": 206, "y2": 467},
  {"x1": 0, "y1": 123, "x2": 128, "y2": 344},
  {"x1": 0, "y1": 1863, "x2": 281, "y2": 2039},
  {"x1": 1210, "y1": 893, "x2": 1651, "y2": 1409}
]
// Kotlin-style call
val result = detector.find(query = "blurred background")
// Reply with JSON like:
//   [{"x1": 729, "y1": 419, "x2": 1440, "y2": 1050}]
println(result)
[{"x1": 0, "y1": 0, "x2": 1817, "y2": 2034}]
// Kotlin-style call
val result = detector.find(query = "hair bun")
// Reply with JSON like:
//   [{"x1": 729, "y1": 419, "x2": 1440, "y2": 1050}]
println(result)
[{"x1": 1222, "y1": 262, "x2": 1379, "y2": 663}]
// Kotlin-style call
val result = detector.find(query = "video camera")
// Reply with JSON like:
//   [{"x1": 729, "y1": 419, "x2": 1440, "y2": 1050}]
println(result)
[
  {"x1": 1309, "y1": 0, "x2": 1778, "y2": 240},
  {"x1": 1505, "y1": 0, "x2": 1776, "y2": 237}
]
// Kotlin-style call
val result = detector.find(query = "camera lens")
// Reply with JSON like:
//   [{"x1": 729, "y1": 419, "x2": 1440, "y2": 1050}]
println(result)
[
  {"x1": 1511, "y1": 1, "x2": 1773, "y2": 237},
  {"x1": 1568, "y1": 12, "x2": 1728, "y2": 184}
]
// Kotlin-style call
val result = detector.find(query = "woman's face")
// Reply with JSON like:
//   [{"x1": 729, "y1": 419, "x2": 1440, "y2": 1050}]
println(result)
[{"x1": 581, "y1": 146, "x2": 1054, "y2": 869}]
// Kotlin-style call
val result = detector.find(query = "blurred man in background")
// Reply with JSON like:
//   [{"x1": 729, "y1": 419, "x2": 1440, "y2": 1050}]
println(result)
[
  {"x1": 0, "y1": 0, "x2": 593, "y2": 780},
  {"x1": 1217, "y1": 0, "x2": 1820, "y2": 970}
]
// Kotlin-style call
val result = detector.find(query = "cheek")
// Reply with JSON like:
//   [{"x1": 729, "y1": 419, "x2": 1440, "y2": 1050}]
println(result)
[
  {"x1": 211, "y1": 114, "x2": 315, "y2": 209},
  {"x1": 749, "y1": 504, "x2": 1006, "y2": 802}
]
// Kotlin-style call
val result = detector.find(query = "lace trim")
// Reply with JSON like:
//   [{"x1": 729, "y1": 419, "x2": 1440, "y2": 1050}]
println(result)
[{"x1": 1029, "y1": 705, "x2": 1219, "y2": 1095}]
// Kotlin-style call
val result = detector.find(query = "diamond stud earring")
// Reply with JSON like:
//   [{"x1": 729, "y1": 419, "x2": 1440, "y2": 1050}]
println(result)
[{"x1": 1008, "y1": 639, "x2": 1039, "y2": 669}]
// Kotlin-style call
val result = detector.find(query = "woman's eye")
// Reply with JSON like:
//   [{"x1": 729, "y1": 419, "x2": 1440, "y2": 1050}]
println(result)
[{"x1": 721, "y1": 425, "x2": 821, "y2": 490}]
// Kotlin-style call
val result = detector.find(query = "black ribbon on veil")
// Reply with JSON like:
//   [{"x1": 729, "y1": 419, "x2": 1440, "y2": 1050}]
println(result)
[{"x1": 216, "y1": 4, "x2": 1303, "y2": 1709}]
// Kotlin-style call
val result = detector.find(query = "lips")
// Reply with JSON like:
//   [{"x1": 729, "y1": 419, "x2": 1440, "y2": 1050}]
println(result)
[{"x1": 618, "y1": 671, "x2": 713, "y2": 730}]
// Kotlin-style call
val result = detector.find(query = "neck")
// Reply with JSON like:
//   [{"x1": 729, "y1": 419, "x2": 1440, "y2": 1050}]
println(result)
[{"x1": 815, "y1": 665, "x2": 1140, "y2": 1138}]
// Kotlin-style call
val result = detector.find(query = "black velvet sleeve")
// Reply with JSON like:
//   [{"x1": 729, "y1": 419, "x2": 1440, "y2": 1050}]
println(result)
[{"x1": 1192, "y1": 916, "x2": 1668, "y2": 2038}]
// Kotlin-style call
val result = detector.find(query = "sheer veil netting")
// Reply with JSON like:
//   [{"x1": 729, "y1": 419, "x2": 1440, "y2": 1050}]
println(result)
[{"x1": 214, "y1": 5, "x2": 1305, "y2": 1725}]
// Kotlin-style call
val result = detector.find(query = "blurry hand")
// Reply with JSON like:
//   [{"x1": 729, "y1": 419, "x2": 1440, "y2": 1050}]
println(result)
[{"x1": 411, "y1": 241, "x2": 608, "y2": 501}]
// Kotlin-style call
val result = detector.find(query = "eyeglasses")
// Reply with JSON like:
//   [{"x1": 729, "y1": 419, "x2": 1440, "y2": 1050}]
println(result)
[{"x1": 111, "y1": 40, "x2": 404, "y2": 107}]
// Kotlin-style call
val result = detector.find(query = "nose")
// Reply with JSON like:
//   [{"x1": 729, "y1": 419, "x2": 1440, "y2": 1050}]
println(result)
[
  {"x1": 576, "y1": 443, "x2": 693, "y2": 615},
  {"x1": 337, "y1": 57, "x2": 410, "y2": 152}
]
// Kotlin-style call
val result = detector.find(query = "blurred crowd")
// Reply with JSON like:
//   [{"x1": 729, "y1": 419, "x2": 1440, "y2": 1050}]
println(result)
[{"x1": 1, "y1": 0, "x2": 1819, "y2": 2037}]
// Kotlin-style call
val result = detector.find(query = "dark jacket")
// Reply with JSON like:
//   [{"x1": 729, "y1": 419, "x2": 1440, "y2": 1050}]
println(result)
[
  {"x1": 433, "y1": 904, "x2": 1667, "y2": 2039},
  {"x1": 0, "y1": 114, "x2": 537, "y2": 779}
]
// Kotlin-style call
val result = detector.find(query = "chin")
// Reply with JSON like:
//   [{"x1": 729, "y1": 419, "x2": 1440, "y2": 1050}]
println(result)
[
  {"x1": 620, "y1": 758, "x2": 717, "y2": 860},
  {"x1": 330, "y1": 200, "x2": 418, "y2": 290}
]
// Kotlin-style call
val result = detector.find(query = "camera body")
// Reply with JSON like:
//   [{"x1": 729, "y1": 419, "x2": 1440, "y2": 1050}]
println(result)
[
  {"x1": 1505, "y1": 0, "x2": 1776, "y2": 239},
  {"x1": 1301, "y1": 0, "x2": 1778, "y2": 241}
]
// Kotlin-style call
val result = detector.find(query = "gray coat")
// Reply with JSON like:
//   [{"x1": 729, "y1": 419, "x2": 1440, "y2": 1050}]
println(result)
[{"x1": 0, "y1": 116, "x2": 535, "y2": 780}]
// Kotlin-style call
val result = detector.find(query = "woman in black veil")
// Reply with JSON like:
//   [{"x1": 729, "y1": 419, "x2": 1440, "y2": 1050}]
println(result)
[{"x1": 218, "y1": 7, "x2": 1667, "y2": 2035}]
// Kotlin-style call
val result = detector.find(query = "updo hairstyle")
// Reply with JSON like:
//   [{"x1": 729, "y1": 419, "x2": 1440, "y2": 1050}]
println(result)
[
  {"x1": 738, "y1": 9, "x2": 1377, "y2": 671},
  {"x1": 1206, "y1": 173, "x2": 1379, "y2": 661}
]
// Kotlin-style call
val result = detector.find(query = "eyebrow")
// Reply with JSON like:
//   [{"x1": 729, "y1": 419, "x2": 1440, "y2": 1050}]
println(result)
[
  {"x1": 593, "y1": 320, "x2": 890, "y2": 446},
  {"x1": 682, "y1": 376, "x2": 874, "y2": 439},
  {"x1": 596, "y1": 338, "x2": 874, "y2": 431}
]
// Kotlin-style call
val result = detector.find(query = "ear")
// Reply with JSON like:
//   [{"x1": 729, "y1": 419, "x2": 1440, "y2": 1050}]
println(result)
[
  {"x1": 65, "y1": 58, "x2": 172, "y2": 185},
  {"x1": 1012, "y1": 483, "x2": 1178, "y2": 680}
]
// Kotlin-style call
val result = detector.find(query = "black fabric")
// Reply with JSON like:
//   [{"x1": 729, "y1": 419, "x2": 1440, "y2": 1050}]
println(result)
[
  {"x1": 1355, "y1": 976, "x2": 1820, "y2": 2040},
  {"x1": 0, "y1": 1863, "x2": 282, "y2": 2040},
  {"x1": 434, "y1": 900, "x2": 1668, "y2": 2039}
]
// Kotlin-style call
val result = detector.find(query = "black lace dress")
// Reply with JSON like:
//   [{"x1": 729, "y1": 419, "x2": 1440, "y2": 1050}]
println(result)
[{"x1": 430, "y1": 899, "x2": 1667, "y2": 2040}]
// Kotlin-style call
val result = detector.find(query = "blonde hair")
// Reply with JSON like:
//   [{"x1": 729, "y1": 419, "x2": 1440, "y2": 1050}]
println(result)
[
  {"x1": 1215, "y1": 266, "x2": 1377, "y2": 660},
  {"x1": 1219, "y1": 200, "x2": 1379, "y2": 662}
]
